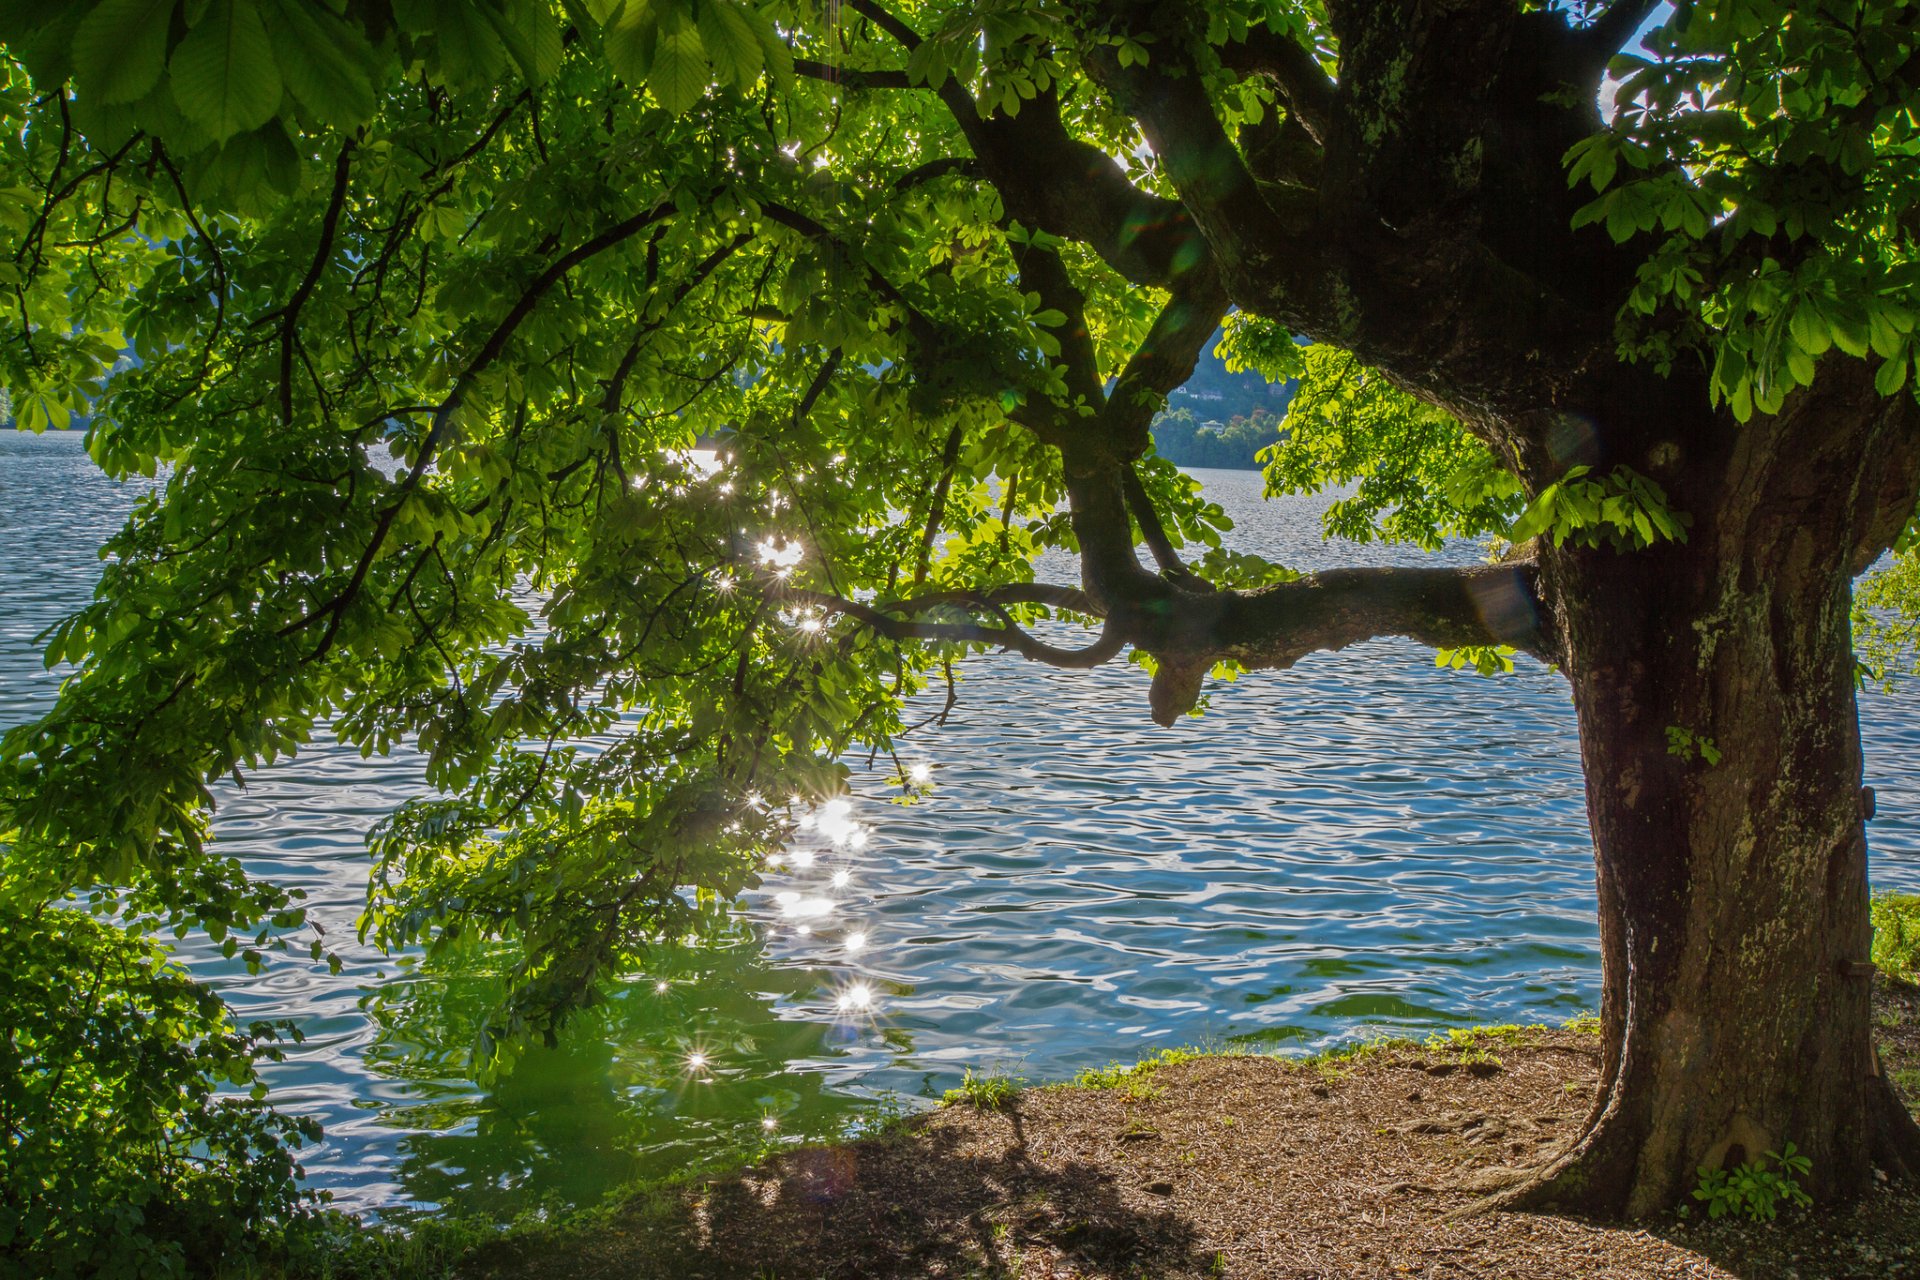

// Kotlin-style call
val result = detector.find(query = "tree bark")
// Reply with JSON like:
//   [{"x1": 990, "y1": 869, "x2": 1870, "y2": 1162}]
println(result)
[{"x1": 1511, "y1": 361, "x2": 1920, "y2": 1216}]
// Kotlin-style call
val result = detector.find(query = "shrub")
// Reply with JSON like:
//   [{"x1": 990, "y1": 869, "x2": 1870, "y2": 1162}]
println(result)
[
  {"x1": 0, "y1": 903, "x2": 317, "y2": 1278},
  {"x1": 1872, "y1": 891, "x2": 1920, "y2": 985}
]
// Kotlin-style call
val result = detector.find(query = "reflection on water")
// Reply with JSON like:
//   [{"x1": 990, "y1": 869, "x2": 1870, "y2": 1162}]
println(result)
[
  {"x1": 5, "y1": 429, "x2": 1919, "y2": 1220},
  {"x1": 354, "y1": 928, "x2": 880, "y2": 1222}
]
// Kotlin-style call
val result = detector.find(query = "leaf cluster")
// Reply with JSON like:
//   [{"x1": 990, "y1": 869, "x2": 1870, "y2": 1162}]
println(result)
[
  {"x1": 0, "y1": 902, "x2": 317, "y2": 1278},
  {"x1": 1690, "y1": 1142, "x2": 1813, "y2": 1222},
  {"x1": 1254, "y1": 341, "x2": 1525, "y2": 551},
  {"x1": 1582, "y1": 0, "x2": 1920, "y2": 416}
]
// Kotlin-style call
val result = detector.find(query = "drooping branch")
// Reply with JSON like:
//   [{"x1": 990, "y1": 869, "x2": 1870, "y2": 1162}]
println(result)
[
  {"x1": 1122, "y1": 465, "x2": 1210, "y2": 589},
  {"x1": 1099, "y1": 266, "x2": 1232, "y2": 458},
  {"x1": 271, "y1": 140, "x2": 355, "y2": 426},
  {"x1": 880, "y1": 583, "x2": 1100, "y2": 615},
  {"x1": 284, "y1": 199, "x2": 680, "y2": 658},
  {"x1": 781, "y1": 586, "x2": 1123, "y2": 668}
]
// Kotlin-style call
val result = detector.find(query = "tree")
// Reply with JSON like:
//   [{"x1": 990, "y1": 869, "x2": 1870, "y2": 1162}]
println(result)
[{"x1": 1, "y1": 0, "x2": 1917, "y2": 1234}]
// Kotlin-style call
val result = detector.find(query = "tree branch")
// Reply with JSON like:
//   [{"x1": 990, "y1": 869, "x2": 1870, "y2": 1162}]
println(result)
[
  {"x1": 1123, "y1": 465, "x2": 1209, "y2": 589},
  {"x1": 1134, "y1": 560, "x2": 1554, "y2": 725},
  {"x1": 285, "y1": 199, "x2": 678, "y2": 658},
  {"x1": 1216, "y1": 25, "x2": 1337, "y2": 141},
  {"x1": 273, "y1": 139, "x2": 355, "y2": 426},
  {"x1": 793, "y1": 59, "x2": 915, "y2": 91},
  {"x1": 893, "y1": 156, "x2": 979, "y2": 191},
  {"x1": 1579, "y1": 0, "x2": 1663, "y2": 64},
  {"x1": 1088, "y1": 49, "x2": 1325, "y2": 325},
  {"x1": 782, "y1": 587, "x2": 1124, "y2": 668}
]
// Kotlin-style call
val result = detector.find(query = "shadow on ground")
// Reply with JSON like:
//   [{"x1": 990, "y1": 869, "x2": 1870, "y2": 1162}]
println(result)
[{"x1": 463, "y1": 1111, "x2": 1217, "y2": 1280}]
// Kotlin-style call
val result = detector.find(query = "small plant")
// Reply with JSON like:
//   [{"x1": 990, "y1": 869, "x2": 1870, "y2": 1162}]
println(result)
[
  {"x1": 1872, "y1": 891, "x2": 1920, "y2": 985},
  {"x1": 943, "y1": 1068, "x2": 1022, "y2": 1111},
  {"x1": 1665, "y1": 725, "x2": 1723, "y2": 765},
  {"x1": 1691, "y1": 1143, "x2": 1813, "y2": 1221}
]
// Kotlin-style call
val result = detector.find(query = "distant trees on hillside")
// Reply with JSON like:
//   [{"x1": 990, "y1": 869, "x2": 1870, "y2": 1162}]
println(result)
[{"x1": 1149, "y1": 408, "x2": 1284, "y2": 471}]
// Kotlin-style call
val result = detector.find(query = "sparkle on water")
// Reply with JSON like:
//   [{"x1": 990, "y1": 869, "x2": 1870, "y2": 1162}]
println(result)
[{"x1": 5, "y1": 431, "x2": 1919, "y2": 1223}]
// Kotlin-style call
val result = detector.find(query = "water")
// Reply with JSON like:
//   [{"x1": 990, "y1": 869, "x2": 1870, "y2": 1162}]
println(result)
[{"x1": 4, "y1": 428, "x2": 1918, "y2": 1220}]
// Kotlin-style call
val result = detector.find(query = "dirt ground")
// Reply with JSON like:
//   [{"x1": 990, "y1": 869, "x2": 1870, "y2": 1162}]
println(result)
[{"x1": 464, "y1": 982, "x2": 1920, "y2": 1280}]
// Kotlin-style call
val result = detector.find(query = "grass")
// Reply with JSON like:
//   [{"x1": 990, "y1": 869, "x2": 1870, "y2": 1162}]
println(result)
[
  {"x1": 942, "y1": 1067, "x2": 1024, "y2": 1111},
  {"x1": 1873, "y1": 891, "x2": 1920, "y2": 984},
  {"x1": 1069, "y1": 1046, "x2": 1212, "y2": 1098}
]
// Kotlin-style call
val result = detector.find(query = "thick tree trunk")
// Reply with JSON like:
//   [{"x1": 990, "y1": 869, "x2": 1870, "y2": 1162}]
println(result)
[{"x1": 1511, "y1": 364, "x2": 1920, "y2": 1217}]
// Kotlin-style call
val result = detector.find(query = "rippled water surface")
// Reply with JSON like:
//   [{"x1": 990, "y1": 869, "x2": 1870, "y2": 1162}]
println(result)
[{"x1": 5, "y1": 428, "x2": 1919, "y2": 1219}]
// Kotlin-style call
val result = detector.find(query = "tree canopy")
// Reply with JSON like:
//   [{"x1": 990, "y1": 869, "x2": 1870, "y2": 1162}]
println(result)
[{"x1": 5, "y1": 0, "x2": 1920, "y2": 1259}]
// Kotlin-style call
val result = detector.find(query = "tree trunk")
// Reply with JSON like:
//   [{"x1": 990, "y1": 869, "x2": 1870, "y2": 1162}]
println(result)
[{"x1": 1511, "y1": 364, "x2": 1920, "y2": 1217}]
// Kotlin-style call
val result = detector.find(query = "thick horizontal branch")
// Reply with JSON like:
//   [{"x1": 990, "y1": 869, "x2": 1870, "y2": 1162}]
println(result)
[
  {"x1": 1216, "y1": 561, "x2": 1551, "y2": 665},
  {"x1": 793, "y1": 59, "x2": 915, "y2": 91},
  {"x1": 1123, "y1": 559, "x2": 1553, "y2": 725}
]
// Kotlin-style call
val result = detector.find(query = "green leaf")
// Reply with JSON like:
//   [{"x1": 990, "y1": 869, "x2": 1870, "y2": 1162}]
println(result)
[
  {"x1": 169, "y1": 0, "x2": 283, "y2": 142},
  {"x1": 1875, "y1": 353, "x2": 1909, "y2": 397},
  {"x1": 696, "y1": 0, "x2": 761, "y2": 88},
  {"x1": 421, "y1": 0, "x2": 509, "y2": 87},
  {"x1": 477, "y1": 0, "x2": 564, "y2": 85},
  {"x1": 265, "y1": 0, "x2": 379, "y2": 130},
  {"x1": 603, "y1": 0, "x2": 660, "y2": 84},
  {"x1": 1788, "y1": 305, "x2": 1831, "y2": 356},
  {"x1": 1830, "y1": 316, "x2": 1871, "y2": 358},
  {"x1": 649, "y1": 16, "x2": 708, "y2": 113},
  {"x1": 73, "y1": 0, "x2": 178, "y2": 106}
]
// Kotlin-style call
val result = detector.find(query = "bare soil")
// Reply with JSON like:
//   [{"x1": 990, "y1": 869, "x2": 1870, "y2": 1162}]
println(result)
[{"x1": 464, "y1": 982, "x2": 1920, "y2": 1280}]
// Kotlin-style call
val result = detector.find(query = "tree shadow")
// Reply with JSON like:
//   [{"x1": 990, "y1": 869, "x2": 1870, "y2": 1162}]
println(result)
[{"x1": 466, "y1": 1101, "x2": 1220, "y2": 1279}]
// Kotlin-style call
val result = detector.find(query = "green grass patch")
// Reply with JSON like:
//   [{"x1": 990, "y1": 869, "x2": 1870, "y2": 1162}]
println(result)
[
  {"x1": 942, "y1": 1068, "x2": 1024, "y2": 1111},
  {"x1": 1873, "y1": 891, "x2": 1920, "y2": 984},
  {"x1": 1069, "y1": 1045, "x2": 1211, "y2": 1096}
]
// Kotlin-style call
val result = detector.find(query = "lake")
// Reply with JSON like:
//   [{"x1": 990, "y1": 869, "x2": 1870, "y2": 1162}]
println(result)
[{"x1": 4, "y1": 428, "x2": 1918, "y2": 1221}]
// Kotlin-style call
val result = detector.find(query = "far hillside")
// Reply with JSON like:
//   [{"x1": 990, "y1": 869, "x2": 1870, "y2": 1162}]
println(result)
[{"x1": 1151, "y1": 328, "x2": 1297, "y2": 470}]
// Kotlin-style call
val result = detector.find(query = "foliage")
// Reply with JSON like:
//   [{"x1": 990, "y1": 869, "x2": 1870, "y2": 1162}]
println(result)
[
  {"x1": 1434, "y1": 645, "x2": 1518, "y2": 677},
  {"x1": 1508, "y1": 464, "x2": 1691, "y2": 552},
  {"x1": 1255, "y1": 343, "x2": 1526, "y2": 551},
  {"x1": 272, "y1": 1211, "x2": 497, "y2": 1280},
  {"x1": 940, "y1": 1068, "x2": 1022, "y2": 1111},
  {"x1": 0, "y1": 902, "x2": 317, "y2": 1279},
  {"x1": 1871, "y1": 891, "x2": 1920, "y2": 986},
  {"x1": 1690, "y1": 1143, "x2": 1813, "y2": 1222},
  {"x1": 1854, "y1": 528, "x2": 1920, "y2": 689},
  {"x1": 1069, "y1": 1046, "x2": 1207, "y2": 1098},
  {"x1": 1583, "y1": 1, "x2": 1920, "y2": 418}
]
